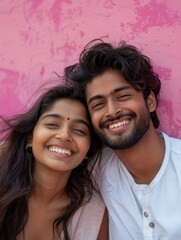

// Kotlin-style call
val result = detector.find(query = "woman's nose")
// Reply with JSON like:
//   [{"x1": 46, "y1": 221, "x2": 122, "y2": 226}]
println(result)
[{"x1": 55, "y1": 127, "x2": 71, "y2": 141}]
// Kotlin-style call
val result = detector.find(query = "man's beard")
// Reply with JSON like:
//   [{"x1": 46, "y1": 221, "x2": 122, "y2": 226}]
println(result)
[{"x1": 94, "y1": 109, "x2": 150, "y2": 150}]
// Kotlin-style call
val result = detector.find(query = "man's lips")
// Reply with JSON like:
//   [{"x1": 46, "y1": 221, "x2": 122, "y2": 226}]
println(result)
[
  {"x1": 99, "y1": 113, "x2": 135, "y2": 129},
  {"x1": 107, "y1": 119, "x2": 130, "y2": 129}
]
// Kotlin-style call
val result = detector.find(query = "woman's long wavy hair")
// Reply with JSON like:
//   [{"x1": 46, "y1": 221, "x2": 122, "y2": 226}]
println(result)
[{"x1": 0, "y1": 85, "x2": 101, "y2": 240}]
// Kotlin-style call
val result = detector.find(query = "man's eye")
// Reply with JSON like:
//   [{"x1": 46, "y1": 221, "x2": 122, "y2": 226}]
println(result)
[
  {"x1": 117, "y1": 94, "x2": 130, "y2": 100},
  {"x1": 92, "y1": 102, "x2": 104, "y2": 110}
]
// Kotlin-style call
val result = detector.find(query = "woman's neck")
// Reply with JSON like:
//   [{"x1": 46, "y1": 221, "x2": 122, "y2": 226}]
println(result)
[{"x1": 32, "y1": 167, "x2": 71, "y2": 205}]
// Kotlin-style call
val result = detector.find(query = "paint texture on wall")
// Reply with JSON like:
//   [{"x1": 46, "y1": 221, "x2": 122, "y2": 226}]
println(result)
[{"x1": 0, "y1": 0, "x2": 181, "y2": 137}]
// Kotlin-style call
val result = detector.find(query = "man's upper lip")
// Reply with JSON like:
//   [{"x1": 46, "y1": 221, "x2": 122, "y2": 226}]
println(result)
[{"x1": 104, "y1": 117, "x2": 130, "y2": 128}]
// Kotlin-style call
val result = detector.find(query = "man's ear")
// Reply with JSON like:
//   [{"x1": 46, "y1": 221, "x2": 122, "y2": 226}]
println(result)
[{"x1": 147, "y1": 91, "x2": 157, "y2": 112}]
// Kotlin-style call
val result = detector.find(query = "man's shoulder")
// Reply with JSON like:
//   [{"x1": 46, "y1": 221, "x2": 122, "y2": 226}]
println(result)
[
  {"x1": 98, "y1": 146, "x2": 119, "y2": 173},
  {"x1": 101, "y1": 145, "x2": 117, "y2": 160},
  {"x1": 162, "y1": 131, "x2": 181, "y2": 154}
]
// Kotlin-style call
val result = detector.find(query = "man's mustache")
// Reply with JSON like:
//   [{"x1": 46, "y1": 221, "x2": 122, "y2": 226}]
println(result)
[{"x1": 99, "y1": 112, "x2": 136, "y2": 128}]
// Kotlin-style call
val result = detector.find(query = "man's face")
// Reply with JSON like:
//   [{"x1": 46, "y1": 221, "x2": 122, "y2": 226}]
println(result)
[{"x1": 86, "y1": 70, "x2": 155, "y2": 150}]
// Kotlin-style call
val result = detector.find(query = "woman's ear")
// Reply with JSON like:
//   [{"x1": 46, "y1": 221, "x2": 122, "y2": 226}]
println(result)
[
  {"x1": 147, "y1": 91, "x2": 157, "y2": 112},
  {"x1": 27, "y1": 135, "x2": 33, "y2": 147}
]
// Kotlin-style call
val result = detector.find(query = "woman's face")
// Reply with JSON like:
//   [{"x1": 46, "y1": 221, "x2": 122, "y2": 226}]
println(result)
[{"x1": 31, "y1": 98, "x2": 91, "y2": 174}]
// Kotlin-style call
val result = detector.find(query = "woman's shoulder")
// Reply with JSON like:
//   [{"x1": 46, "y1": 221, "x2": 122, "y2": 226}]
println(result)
[{"x1": 67, "y1": 191, "x2": 105, "y2": 240}]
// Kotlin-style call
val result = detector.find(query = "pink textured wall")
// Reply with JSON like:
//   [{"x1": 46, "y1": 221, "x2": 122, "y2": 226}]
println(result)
[{"x1": 0, "y1": 0, "x2": 181, "y2": 138}]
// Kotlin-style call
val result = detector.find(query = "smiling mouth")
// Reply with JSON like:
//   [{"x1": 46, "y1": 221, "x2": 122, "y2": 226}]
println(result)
[
  {"x1": 48, "y1": 146, "x2": 72, "y2": 156},
  {"x1": 107, "y1": 120, "x2": 130, "y2": 130}
]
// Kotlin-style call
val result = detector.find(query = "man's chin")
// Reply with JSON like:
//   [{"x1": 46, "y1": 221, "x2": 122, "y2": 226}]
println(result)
[
  {"x1": 94, "y1": 128, "x2": 124, "y2": 147},
  {"x1": 99, "y1": 135, "x2": 123, "y2": 149},
  {"x1": 96, "y1": 131, "x2": 136, "y2": 150}
]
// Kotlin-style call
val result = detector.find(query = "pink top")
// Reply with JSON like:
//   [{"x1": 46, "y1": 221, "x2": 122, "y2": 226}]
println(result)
[{"x1": 60, "y1": 192, "x2": 105, "y2": 240}]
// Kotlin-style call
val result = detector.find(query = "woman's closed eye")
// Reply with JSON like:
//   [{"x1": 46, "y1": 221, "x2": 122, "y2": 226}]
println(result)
[
  {"x1": 44, "y1": 122, "x2": 59, "y2": 128},
  {"x1": 72, "y1": 128, "x2": 87, "y2": 136}
]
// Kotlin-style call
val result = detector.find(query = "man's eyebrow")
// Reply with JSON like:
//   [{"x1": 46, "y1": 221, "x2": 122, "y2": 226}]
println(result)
[
  {"x1": 87, "y1": 95, "x2": 104, "y2": 106},
  {"x1": 41, "y1": 114, "x2": 90, "y2": 128},
  {"x1": 111, "y1": 85, "x2": 132, "y2": 94},
  {"x1": 87, "y1": 85, "x2": 132, "y2": 105}
]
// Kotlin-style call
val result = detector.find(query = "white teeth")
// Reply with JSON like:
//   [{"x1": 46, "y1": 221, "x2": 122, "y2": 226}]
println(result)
[
  {"x1": 48, "y1": 147, "x2": 72, "y2": 155},
  {"x1": 109, "y1": 120, "x2": 129, "y2": 129}
]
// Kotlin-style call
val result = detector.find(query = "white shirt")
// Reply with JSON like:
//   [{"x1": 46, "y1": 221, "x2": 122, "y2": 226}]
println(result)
[{"x1": 98, "y1": 132, "x2": 181, "y2": 240}]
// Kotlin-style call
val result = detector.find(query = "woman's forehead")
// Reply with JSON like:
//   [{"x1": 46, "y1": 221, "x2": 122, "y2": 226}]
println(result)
[{"x1": 41, "y1": 98, "x2": 89, "y2": 123}]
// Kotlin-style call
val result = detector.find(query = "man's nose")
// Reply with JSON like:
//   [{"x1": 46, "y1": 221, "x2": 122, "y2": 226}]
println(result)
[{"x1": 105, "y1": 100, "x2": 121, "y2": 118}]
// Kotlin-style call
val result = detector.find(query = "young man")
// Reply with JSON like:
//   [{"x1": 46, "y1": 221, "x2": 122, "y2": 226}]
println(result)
[{"x1": 65, "y1": 39, "x2": 181, "y2": 239}]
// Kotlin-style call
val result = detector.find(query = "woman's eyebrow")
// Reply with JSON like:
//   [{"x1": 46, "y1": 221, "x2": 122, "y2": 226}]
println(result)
[
  {"x1": 41, "y1": 113, "x2": 63, "y2": 120},
  {"x1": 41, "y1": 114, "x2": 90, "y2": 128}
]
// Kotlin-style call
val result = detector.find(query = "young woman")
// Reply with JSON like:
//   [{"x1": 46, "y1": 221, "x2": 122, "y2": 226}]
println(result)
[{"x1": 0, "y1": 85, "x2": 108, "y2": 240}]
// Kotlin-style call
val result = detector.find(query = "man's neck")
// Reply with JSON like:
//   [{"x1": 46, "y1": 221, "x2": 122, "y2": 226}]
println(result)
[{"x1": 115, "y1": 130, "x2": 165, "y2": 184}]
